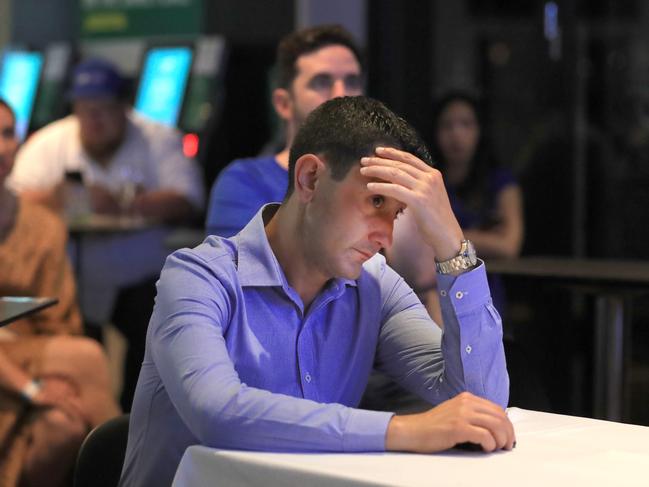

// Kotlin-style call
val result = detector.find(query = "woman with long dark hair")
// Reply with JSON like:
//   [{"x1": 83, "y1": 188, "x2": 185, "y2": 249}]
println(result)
[
  {"x1": 432, "y1": 92, "x2": 523, "y2": 260},
  {"x1": 388, "y1": 92, "x2": 523, "y2": 323}
]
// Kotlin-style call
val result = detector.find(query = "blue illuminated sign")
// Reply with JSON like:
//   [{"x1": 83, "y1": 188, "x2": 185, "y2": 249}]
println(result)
[
  {"x1": 135, "y1": 46, "x2": 193, "y2": 127},
  {"x1": 0, "y1": 51, "x2": 43, "y2": 140}
]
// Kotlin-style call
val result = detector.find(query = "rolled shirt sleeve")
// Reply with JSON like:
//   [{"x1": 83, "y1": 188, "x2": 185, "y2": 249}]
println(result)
[{"x1": 375, "y1": 260, "x2": 509, "y2": 409}]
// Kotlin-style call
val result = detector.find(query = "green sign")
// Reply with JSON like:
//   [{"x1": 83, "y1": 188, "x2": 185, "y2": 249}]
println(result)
[{"x1": 79, "y1": 0, "x2": 203, "y2": 39}]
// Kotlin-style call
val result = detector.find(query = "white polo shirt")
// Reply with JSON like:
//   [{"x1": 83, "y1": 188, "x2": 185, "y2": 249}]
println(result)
[{"x1": 8, "y1": 111, "x2": 205, "y2": 323}]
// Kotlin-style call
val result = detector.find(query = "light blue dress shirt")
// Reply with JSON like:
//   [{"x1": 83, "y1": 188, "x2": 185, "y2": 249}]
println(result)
[{"x1": 119, "y1": 205, "x2": 508, "y2": 487}]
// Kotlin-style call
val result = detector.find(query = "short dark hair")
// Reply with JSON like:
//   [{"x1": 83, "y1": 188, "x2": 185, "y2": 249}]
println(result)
[
  {"x1": 286, "y1": 96, "x2": 432, "y2": 197},
  {"x1": 0, "y1": 98, "x2": 15, "y2": 124},
  {"x1": 275, "y1": 24, "x2": 364, "y2": 90}
]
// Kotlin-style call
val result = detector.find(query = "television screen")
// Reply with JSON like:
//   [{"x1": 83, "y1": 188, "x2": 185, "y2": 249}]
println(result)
[
  {"x1": 0, "y1": 50, "x2": 43, "y2": 140},
  {"x1": 135, "y1": 46, "x2": 193, "y2": 127}
]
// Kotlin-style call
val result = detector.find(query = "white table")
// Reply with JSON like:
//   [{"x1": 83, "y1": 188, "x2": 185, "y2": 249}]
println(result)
[{"x1": 172, "y1": 408, "x2": 649, "y2": 487}]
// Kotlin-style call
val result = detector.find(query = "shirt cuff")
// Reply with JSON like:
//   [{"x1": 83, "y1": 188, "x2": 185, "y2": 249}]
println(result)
[
  {"x1": 436, "y1": 260, "x2": 491, "y2": 313},
  {"x1": 342, "y1": 409, "x2": 394, "y2": 452}
]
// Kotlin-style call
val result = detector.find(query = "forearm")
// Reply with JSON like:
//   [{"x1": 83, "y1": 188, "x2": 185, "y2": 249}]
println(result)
[
  {"x1": 377, "y1": 263, "x2": 508, "y2": 408},
  {"x1": 436, "y1": 264, "x2": 509, "y2": 407},
  {"x1": 21, "y1": 187, "x2": 64, "y2": 213},
  {"x1": 152, "y1": 252, "x2": 391, "y2": 452},
  {"x1": 153, "y1": 319, "x2": 392, "y2": 452},
  {"x1": 187, "y1": 380, "x2": 392, "y2": 452},
  {"x1": 465, "y1": 185, "x2": 524, "y2": 259},
  {"x1": 464, "y1": 228, "x2": 522, "y2": 259}
]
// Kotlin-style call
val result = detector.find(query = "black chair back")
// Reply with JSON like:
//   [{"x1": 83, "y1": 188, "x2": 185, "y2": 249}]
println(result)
[{"x1": 73, "y1": 413, "x2": 130, "y2": 487}]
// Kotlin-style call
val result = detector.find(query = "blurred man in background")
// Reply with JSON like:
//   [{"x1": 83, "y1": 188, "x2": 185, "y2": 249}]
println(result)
[
  {"x1": 8, "y1": 58, "x2": 204, "y2": 410},
  {"x1": 205, "y1": 24, "x2": 363, "y2": 236}
]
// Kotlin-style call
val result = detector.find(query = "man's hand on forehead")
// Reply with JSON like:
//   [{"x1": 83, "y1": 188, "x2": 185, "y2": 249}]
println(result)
[{"x1": 360, "y1": 147, "x2": 464, "y2": 260}]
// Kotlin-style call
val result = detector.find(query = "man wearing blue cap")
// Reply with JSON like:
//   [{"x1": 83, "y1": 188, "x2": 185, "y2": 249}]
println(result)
[{"x1": 8, "y1": 58, "x2": 205, "y2": 410}]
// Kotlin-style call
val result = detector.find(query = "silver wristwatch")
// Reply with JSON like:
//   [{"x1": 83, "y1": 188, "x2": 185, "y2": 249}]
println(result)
[{"x1": 435, "y1": 240, "x2": 477, "y2": 274}]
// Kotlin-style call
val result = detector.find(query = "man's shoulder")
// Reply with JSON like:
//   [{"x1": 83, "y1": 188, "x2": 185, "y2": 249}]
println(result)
[
  {"x1": 167, "y1": 234, "x2": 240, "y2": 279},
  {"x1": 128, "y1": 111, "x2": 182, "y2": 141},
  {"x1": 21, "y1": 115, "x2": 77, "y2": 150}
]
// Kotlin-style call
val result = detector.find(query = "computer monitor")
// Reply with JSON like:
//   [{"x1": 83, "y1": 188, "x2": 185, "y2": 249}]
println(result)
[
  {"x1": 0, "y1": 50, "x2": 43, "y2": 140},
  {"x1": 134, "y1": 46, "x2": 193, "y2": 127}
]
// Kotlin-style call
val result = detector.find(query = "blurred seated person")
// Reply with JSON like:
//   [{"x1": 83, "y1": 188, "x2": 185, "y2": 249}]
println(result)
[
  {"x1": 0, "y1": 98, "x2": 119, "y2": 487},
  {"x1": 7, "y1": 58, "x2": 205, "y2": 411},
  {"x1": 205, "y1": 24, "x2": 364, "y2": 236},
  {"x1": 388, "y1": 92, "x2": 523, "y2": 320}
]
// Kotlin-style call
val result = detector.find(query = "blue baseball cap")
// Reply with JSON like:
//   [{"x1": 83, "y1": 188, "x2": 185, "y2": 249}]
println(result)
[{"x1": 69, "y1": 58, "x2": 125, "y2": 100}]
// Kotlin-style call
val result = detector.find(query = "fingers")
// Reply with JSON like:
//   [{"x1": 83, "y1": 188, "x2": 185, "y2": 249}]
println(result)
[
  {"x1": 470, "y1": 413, "x2": 514, "y2": 451},
  {"x1": 465, "y1": 409, "x2": 515, "y2": 451},
  {"x1": 463, "y1": 426, "x2": 497, "y2": 452},
  {"x1": 360, "y1": 163, "x2": 419, "y2": 189},
  {"x1": 374, "y1": 146, "x2": 433, "y2": 172},
  {"x1": 449, "y1": 392, "x2": 516, "y2": 452},
  {"x1": 360, "y1": 148, "x2": 445, "y2": 206},
  {"x1": 35, "y1": 392, "x2": 85, "y2": 421},
  {"x1": 365, "y1": 182, "x2": 413, "y2": 206},
  {"x1": 360, "y1": 154, "x2": 435, "y2": 183}
]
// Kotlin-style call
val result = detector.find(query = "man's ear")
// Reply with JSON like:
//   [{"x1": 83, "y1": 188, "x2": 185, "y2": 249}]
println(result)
[
  {"x1": 272, "y1": 88, "x2": 293, "y2": 123},
  {"x1": 294, "y1": 154, "x2": 326, "y2": 203}
]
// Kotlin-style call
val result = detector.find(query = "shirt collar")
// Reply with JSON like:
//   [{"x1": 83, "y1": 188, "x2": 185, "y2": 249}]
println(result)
[
  {"x1": 236, "y1": 204, "x2": 285, "y2": 287},
  {"x1": 235, "y1": 203, "x2": 357, "y2": 290}
]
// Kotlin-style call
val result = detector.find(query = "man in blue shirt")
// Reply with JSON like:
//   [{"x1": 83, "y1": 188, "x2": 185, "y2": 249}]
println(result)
[
  {"x1": 120, "y1": 96, "x2": 514, "y2": 487},
  {"x1": 206, "y1": 24, "x2": 364, "y2": 237}
]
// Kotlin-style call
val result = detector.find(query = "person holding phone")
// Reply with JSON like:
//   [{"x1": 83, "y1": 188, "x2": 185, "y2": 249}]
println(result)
[
  {"x1": 7, "y1": 58, "x2": 205, "y2": 411},
  {"x1": 0, "y1": 98, "x2": 119, "y2": 487}
]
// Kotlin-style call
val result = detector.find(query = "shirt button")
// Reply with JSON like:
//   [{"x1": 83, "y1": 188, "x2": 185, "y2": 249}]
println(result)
[
  {"x1": 305, "y1": 373, "x2": 312, "y2": 383},
  {"x1": 440, "y1": 290, "x2": 447, "y2": 297},
  {"x1": 455, "y1": 291, "x2": 464, "y2": 299},
  {"x1": 465, "y1": 345, "x2": 472, "y2": 354}
]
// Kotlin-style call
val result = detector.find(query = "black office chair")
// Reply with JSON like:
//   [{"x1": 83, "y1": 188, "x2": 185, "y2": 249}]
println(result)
[{"x1": 73, "y1": 413, "x2": 130, "y2": 487}]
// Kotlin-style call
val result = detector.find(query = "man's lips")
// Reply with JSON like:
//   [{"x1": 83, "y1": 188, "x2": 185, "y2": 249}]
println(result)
[{"x1": 354, "y1": 248, "x2": 376, "y2": 260}]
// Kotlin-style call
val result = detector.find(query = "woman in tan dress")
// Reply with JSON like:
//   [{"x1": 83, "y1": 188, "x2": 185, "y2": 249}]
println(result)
[{"x1": 0, "y1": 99, "x2": 120, "y2": 486}]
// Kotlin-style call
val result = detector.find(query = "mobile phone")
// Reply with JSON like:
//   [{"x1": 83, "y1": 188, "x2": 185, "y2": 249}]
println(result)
[{"x1": 64, "y1": 170, "x2": 84, "y2": 184}]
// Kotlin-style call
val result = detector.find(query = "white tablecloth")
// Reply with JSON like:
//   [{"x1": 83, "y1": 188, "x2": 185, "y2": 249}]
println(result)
[{"x1": 172, "y1": 408, "x2": 649, "y2": 486}]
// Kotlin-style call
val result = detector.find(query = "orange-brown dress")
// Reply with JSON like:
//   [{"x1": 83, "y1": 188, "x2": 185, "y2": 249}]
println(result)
[{"x1": 0, "y1": 199, "x2": 82, "y2": 486}]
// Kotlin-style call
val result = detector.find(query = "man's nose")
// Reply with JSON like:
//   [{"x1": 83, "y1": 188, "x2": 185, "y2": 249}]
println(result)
[
  {"x1": 371, "y1": 215, "x2": 394, "y2": 249},
  {"x1": 331, "y1": 79, "x2": 347, "y2": 98}
]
